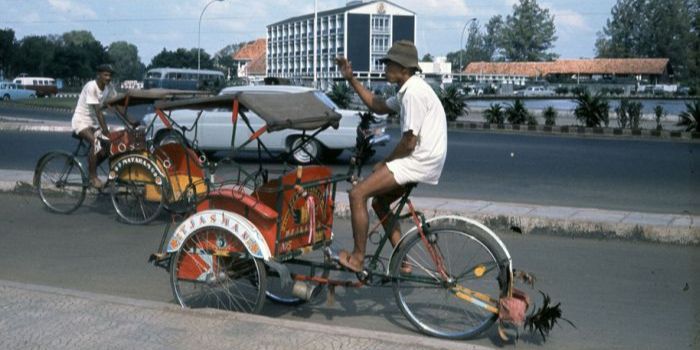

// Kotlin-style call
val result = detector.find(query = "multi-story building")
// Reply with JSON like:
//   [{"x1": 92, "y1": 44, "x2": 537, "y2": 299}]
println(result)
[{"x1": 266, "y1": 0, "x2": 415, "y2": 89}]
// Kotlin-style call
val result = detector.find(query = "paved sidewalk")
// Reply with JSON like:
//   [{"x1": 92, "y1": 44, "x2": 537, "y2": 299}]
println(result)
[
  {"x1": 3, "y1": 168, "x2": 698, "y2": 244},
  {"x1": 0, "y1": 279, "x2": 490, "y2": 350}
]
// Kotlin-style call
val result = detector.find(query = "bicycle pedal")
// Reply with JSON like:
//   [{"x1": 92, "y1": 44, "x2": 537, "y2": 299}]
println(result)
[{"x1": 324, "y1": 246, "x2": 339, "y2": 262}]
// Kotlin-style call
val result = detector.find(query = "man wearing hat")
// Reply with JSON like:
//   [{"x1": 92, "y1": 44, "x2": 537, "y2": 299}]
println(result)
[
  {"x1": 335, "y1": 40, "x2": 447, "y2": 272},
  {"x1": 71, "y1": 64, "x2": 117, "y2": 188}
]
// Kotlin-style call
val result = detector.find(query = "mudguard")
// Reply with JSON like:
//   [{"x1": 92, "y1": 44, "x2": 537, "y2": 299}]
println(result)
[
  {"x1": 108, "y1": 153, "x2": 166, "y2": 183},
  {"x1": 389, "y1": 215, "x2": 513, "y2": 275},
  {"x1": 166, "y1": 209, "x2": 272, "y2": 260}
]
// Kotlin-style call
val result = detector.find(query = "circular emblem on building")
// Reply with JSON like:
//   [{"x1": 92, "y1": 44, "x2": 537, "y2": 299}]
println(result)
[{"x1": 377, "y1": 3, "x2": 386, "y2": 14}]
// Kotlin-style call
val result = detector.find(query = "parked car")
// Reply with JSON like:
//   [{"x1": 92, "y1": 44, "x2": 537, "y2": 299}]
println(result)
[
  {"x1": 144, "y1": 85, "x2": 390, "y2": 164},
  {"x1": 0, "y1": 81, "x2": 37, "y2": 101},
  {"x1": 515, "y1": 86, "x2": 555, "y2": 97}
]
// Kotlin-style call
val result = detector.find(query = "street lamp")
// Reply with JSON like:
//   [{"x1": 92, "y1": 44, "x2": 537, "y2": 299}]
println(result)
[
  {"x1": 459, "y1": 17, "x2": 477, "y2": 82},
  {"x1": 198, "y1": 0, "x2": 224, "y2": 78}
]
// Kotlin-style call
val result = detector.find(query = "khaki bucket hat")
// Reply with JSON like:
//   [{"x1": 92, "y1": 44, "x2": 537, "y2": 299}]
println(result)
[{"x1": 378, "y1": 40, "x2": 422, "y2": 72}]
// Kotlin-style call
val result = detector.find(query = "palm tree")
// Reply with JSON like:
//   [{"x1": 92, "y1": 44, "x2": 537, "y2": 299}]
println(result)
[
  {"x1": 573, "y1": 91, "x2": 609, "y2": 127},
  {"x1": 483, "y1": 103, "x2": 505, "y2": 125},
  {"x1": 505, "y1": 99, "x2": 530, "y2": 125},
  {"x1": 436, "y1": 84, "x2": 467, "y2": 122},
  {"x1": 326, "y1": 83, "x2": 352, "y2": 109},
  {"x1": 677, "y1": 100, "x2": 700, "y2": 132},
  {"x1": 543, "y1": 106, "x2": 557, "y2": 126}
]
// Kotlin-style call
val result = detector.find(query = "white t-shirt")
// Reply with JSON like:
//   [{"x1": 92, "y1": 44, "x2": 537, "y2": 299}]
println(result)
[
  {"x1": 71, "y1": 80, "x2": 116, "y2": 133},
  {"x1": 384, "y1": 76, "x2": 447, "y2": 185}
]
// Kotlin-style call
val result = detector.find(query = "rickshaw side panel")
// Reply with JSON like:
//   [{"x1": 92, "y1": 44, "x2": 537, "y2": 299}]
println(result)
[
  {"x1": 154, "y1": 143, "x2": 208, "y2": 201},
  {"x1": 197, "y1": 189, "x2": 278, "y2": 252},
  {"x1": 254, "y1": 166, "x2": 335, "y2": 256}
]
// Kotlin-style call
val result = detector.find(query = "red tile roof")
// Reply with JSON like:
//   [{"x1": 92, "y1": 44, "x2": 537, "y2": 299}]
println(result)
[
  {"x1": 233, "y1": 38, "x2": 267, "y2": 61},
  {"x1": 465, "y1": 58, "x2": 670, "y2": 77}
]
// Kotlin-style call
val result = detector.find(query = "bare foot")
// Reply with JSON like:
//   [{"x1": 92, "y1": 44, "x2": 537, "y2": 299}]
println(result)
[
  {"x1": 337, "y1": 250, "x2": 364, "y2": 272},
  {"x1": 90, "y1": 177, "x2": 104, "y2": 189}
]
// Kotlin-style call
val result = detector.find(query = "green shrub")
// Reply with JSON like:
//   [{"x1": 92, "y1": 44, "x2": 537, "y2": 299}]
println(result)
[
  {"x1": 653, "y1": 105, "x2": 665, "y2": 131},
  {"x1": 554, "y1": 86, "x2": 568, "y2": 95},
  {"x1": 616, "y1": 100, "x2": 629, "y2": 129},
  {"x1": 627, "y1": 101, "x2": 642, "y2": 129},
  {"x1": 677, "y1": 100, "x2": 700, "y2": 132},
  {"x1": 505, "y1": 99, "x2": 530, "y2": 125},
  {"x1": 326, "y1": 83, "x2": 352, "y2": 108},
  {"x1": 543, "y1": 106, "x2": 557, "y2": 126},
  {"x1": 573, "y1": 91, "x2": 609, "y2": 127},
  {"x1": 483, "y1": 103, "x2": 505, "y2": 125},
  {"x1": 571, "y1": 86, "x2": 588, "y2": 96},
  {"x1": 435, "y1": 84, "x2": 467, "y2": 121}
]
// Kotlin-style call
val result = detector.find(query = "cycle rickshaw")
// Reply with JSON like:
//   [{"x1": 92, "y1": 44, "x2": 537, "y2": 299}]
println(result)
[
  {"x1": 34, "y1": 89, "x2": 211, "y2": 224},
  {"x1": 150, "y1": 91, "x2": 515, "y2": 340}
]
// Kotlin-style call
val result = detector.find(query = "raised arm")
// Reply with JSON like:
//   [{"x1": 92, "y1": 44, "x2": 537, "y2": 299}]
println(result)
[{"x1": 335, "y1": 57, "x2": 393, "y2": 115}]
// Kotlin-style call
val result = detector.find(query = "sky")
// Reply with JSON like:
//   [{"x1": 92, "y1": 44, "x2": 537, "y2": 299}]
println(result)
[{"x1": 0, "y1": 0, "x2": 618, "y2": 64}]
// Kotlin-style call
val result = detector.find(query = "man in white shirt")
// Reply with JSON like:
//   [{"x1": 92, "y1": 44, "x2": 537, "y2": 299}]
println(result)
[
  {"x1": 335, "y1": 41, "x2": 447, "y2": 272},
  {"x1": 71, "y1": 64, "x2": 117, "y2": 188}
]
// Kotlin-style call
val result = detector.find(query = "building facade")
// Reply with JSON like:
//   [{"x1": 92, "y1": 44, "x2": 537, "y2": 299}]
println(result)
[{"x1": 266, "y1": 0, "x2": 415, "y2": 89}]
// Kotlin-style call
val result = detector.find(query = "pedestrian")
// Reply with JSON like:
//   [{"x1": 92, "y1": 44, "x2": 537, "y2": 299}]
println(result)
[
  {"x1": 71, "y1": 64, "x2": 117, "y2": 189},
  {"x1": 334, "y1": 41, "x2": 447, "y2": 272}
]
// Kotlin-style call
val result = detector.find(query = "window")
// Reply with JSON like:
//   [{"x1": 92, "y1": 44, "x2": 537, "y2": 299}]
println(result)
[{"x1": 372, "y1": 15, "x2": 390, "y2": 32}]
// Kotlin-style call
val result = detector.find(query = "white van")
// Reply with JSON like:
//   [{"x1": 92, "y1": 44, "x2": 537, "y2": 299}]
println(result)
[{"x1": 12, "y1": 76, "x2": 58, "y2": 97}]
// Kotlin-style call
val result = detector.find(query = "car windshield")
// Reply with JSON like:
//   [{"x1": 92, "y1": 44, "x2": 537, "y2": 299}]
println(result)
[{"x1": 313, "y1": 90, "x2": 338, "y2": 110}]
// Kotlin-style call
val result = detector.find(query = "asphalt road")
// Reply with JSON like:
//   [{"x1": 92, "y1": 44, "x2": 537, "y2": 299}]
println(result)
[
  {"x1": 1, "y1": 105, "x2": 698, "y2": 214},
  {"x1": 0, "y1": 192, "x2": 697, "y2": 349}
]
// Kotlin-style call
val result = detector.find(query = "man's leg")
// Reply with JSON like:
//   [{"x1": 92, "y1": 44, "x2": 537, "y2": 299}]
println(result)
[
  {"x1": 78, "y1": 128, "x2": 106, "y2": 187},
  {"x1": 371, "y1": 187, "x2": 406, "y2": 247},
  {"x1": 341, "y1": 164, "x2": 401, "y2": 271}
]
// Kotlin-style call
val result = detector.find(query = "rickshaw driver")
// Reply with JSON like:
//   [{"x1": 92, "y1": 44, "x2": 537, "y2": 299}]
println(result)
[
  {"x1": 71, "y1": 64, "x2": 118, "y2": 189},
  {"x1": 334, "y1": 41, "x2": 448, "y2": 272}
]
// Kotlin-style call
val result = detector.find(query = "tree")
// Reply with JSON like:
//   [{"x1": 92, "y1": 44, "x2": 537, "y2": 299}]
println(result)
[
  {"x1": 149, "y1": 48, "x2": 214, "y2": 69},
  {"x1": 596, "y1": 0, "x2": 695, "y2": 82},
  {"x1": 463, "y1": 20, "x2": 491, "y2": 67},
  {"x1": 499, "y1": 0, "x2": 558, "y2": 61},
  {"x1": 14, "y1": 35, "x2": 58, "y2": 77},
  {"x1": 434, "y1": 85, "x2": 467, "y2": 121},
  {"x1": 677, "y1": 100, "x2": 700, "y2": 132},
  {"x1": 421, "y1": 53, "x2": 434, "y2": 62},
  {"x1": 108, "y1": 41, "x2": 145, "y2": 81},
  {"x1": 573, "y1": 91, "x2": 609, "y2": 127},
  {"x1": 484, "y1": 16, "x2": 504, "y2": 61},
  {"x1": 52, "y1": 31, "x2": 108, "y2": 85},
  {"x1": 327, "y1": 83, "x2": 352, "y2": 108},
  {"x1": 0, "y1": 29, "x2": 16, "y2": 78}
]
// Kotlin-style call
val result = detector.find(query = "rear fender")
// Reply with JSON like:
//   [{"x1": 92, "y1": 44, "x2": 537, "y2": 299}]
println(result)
[{"x1": 166, "y1": 209, "x2": 272, "y2": 260}]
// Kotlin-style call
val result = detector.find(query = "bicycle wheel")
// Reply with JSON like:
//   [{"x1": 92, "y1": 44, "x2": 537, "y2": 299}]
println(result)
[
  {"x1": 170, "y1": 226, "x2": 267, "y2": 314},
  {"x1": 35, "y1": 152, "x2": 87, "y2": 214},
  {"x1": 265, "y1": 253, "x2": 330, "y2": 305},
  {"x1": 391, "y1": 217, "x2": 511, "y2": 339},
  {"x1": 110, "y1": 161, "x2": 164, "y2": 224}
]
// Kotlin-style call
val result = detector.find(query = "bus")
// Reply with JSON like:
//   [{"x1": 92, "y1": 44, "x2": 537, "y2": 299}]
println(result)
[
  {"x1": 143, "y1": 67, "x2": 225, "y2": 91},
  {"x1": 13, "y1": 76, "x2": 58, "y2": 97}
]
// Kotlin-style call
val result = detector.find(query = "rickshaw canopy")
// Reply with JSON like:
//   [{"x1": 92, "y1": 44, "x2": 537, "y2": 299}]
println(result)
[
  {"x1": 154, "y1": 92, "x2": 342, "y2": 132},
  {"x1": 106, "y1": 89, "x2": 210, "y2": 107}
]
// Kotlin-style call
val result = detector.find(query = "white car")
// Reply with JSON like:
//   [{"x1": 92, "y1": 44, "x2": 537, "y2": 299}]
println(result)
[
  {"x1": 0, "y1": 81, "x2": 36, "y2": 101},
  {"x1": 144, "y1": 85, "x2": 389, "y2": 164},
  {"x1": 515, "y1": 86, "x2": 555, "y2": 97}
]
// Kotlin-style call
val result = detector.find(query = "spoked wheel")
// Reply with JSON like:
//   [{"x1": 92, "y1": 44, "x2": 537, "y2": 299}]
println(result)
[
  {"x1": 35, "y1": 152, "x2": 87, "y2": 214},
  {"x1": 391, "y1": 218, "x2": 511, "y2": 339},
  {"x1": 265, "y1": 252, "x2": 331, "y2": 305},
  {"x1": 110, "y1": 161, "x2": 164, "y2": 224},
  {"x1": 170, "y1": 227, "x2": 267, "y2": 314}
]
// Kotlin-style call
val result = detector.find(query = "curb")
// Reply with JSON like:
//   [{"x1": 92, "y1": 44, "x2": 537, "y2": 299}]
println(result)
[
  {"x1": 0, "y1": 279, "x2": 492, "y2": 350},
  {"x1": 386, "y1": 119, "x2": 700, "y2": 141},
  {"x1": 331, "y1": 199, "x2": 700, "y2": 245},
  {"x1": 0, "y1": 100, "x2": 74, "y2": 114}
]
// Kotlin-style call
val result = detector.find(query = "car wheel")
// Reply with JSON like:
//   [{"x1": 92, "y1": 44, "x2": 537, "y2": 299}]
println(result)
[
  {"x1": 289, "y1": 136, "x2": 321, "y2": 165},
  {"x1": 2, "y1": 94, "x2": 10, "y2": 101}
]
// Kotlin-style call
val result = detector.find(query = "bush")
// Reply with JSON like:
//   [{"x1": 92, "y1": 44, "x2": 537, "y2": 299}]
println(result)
[
  {"x1": 326, "y1": 83, "x2": 352, "y2": 108},
  {"x1": 543, "y1": 106, "x2": 557, "y2": 126},
  {"x1": 483, "y1": 85, "x2": 497, "y2": 95},
  {"x1": 505, "y1": 99, "x2": 530, "y2": 125},
  {"x1": 554, "y1": 86, "x2": 569, "y2": 95},
  {"x1": 570, "y1": 86, "x2": 588, "y2": 96},
  {"x1": 483, "y1": 103, "x2": 505, "y2": 125},
  {"x1": 678, "y1": 100, "x2": 700, "y2": 132},
  {"x1": 435, "y1": 84, "x2": 467, "y2": 121},
  {"x1": 573, "y1": 91, "x2": 609, "y2": 127},
  {"x1": 653, "y1": 105, "x2": 665, "y2": 131},
  {"x1": 616, "y1": 100, "x2": 629, "y2": 129},
  {"x1": 611, "y1": 87, "x2": 625, "y2": 95},
  {"x1": 627, "y1": 101, "x2": 642, "y2": 129}
]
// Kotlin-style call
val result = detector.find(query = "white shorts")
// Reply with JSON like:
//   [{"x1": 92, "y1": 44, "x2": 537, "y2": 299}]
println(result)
[
  {"x1": 71, "y1": 117, "x2": 97, "y2": 134},
  {"x1": 386, "y1": 156, "x2": 441, "y2": 186}
]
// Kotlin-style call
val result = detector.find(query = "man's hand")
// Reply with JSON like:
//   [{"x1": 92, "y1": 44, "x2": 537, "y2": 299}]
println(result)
[{"x1": 335, "y1": 57, "x2": 354, "y2": 81}]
